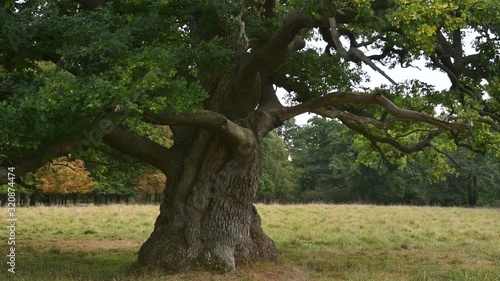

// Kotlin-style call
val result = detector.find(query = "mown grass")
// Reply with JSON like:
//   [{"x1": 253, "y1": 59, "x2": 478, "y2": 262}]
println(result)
[{"x1": 0, "y1": 204, "x2": 499, "y2": 280}]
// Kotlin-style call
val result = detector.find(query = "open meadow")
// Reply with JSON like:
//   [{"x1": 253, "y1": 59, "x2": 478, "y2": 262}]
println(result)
[{"x1": 0, "y1": 204, "x2": 499, "y2": 281}]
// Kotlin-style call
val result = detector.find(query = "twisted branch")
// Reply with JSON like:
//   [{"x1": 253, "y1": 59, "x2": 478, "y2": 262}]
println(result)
[{"x1": 279, "y1": 91, "x2": 470, "y2": 132}]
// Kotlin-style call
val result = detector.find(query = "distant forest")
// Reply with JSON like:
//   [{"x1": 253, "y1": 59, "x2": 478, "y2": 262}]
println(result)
[
  {"x1": 2, "y1": 117, "x2": 499, "y2": 207},
  {"x1": 260, "y1": 118, "x2": 500, "y2": 207}
]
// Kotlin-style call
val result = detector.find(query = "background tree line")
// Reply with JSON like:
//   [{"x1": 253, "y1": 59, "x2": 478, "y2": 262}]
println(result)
[
  {"x1": 259, "y1": 117, "x2": 500, "y2": 207},
  {"x1": 2, "y1": 117, "x2": 499, "y2": 207},
  {"x1": 0, "y1": 156, "x2": 166, "y2": 206},
  {"x1": 0, "y1": 123, "x2": 174, "y2": 206}
]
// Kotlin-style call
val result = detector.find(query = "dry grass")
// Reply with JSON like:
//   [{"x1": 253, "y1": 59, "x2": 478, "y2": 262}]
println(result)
[{"x1": 0, "y1": 204, "x2": 499, "y2": 280}]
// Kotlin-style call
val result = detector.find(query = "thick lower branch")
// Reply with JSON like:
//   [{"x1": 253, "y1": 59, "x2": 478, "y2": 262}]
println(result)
[
  {"x1": 143, "y1": 110, "x2": 253, "y2": 149},
  {"x1": 102, "y1": 126, "x2": 172, "y2": 172}
]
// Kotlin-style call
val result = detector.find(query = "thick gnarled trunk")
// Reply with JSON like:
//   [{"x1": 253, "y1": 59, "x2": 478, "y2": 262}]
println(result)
[{"x1": 138, "y1": 131, "x2": 277, "y2": 271}]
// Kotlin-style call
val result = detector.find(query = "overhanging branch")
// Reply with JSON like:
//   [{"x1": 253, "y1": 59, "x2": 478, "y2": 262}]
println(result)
[
  {"x1": 0, "y1": 111, "x2": 128, "y2": 184},
  {"x1": 102, "y1": 126, "x2": 173, "y2": 172},
  {"x1": 339, "y1": 117, "x2": 445, "y2": 154},
  {"x1": 312, "y1": 107, "x2": 447, "y2": 155},
  {"x1": 478, "y1": 117, "x2": 500, "y2": 132},
  {"x1": 430, "y1": 144, "x2": 461, "y2": 168},
  {"x1": 278, "y1": 91, "x2": 470, "y2": 132},
  {"x1": 480, "y1": 109, "x2": 500, "y2": 123},
  {"x1": 313, "y1": 107, "x2": 389, "y2": 129}
]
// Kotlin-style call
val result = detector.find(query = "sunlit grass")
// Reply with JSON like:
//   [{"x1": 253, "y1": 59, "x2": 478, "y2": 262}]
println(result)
[
  {"x1": 0, "y1": 204, "x2": 499, "y2": 280},
  {"x1": 260, "y1": 204, "x2": 500, "y2": 280}
]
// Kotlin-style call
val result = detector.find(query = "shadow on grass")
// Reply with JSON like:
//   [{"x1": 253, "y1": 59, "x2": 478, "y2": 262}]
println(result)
[
  {"x1": 1, "y1": 243, "x2": 499, "y2": 281},
  {"x1": 0, "y1": 246, "x2": 272, "y2": 281},
  {"x1": 0, "y1": 245, "x2": 165, "y2": 281}
]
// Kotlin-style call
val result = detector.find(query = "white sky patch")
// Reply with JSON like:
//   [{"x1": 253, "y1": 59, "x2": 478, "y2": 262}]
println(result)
[{"x1": 360, "y1": 58, "x2": 451, "y2": 91}]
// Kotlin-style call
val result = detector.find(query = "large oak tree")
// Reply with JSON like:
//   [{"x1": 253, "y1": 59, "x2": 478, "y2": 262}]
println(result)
[{"x1": 1, "y1": 0, "x2": 499, "y2": 272}]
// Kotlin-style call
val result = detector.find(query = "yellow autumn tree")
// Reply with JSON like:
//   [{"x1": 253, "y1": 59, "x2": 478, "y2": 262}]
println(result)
[
  {"x1": 136, "y1": 168, "x2": 166, "y2": 202},
  {"x1": 35, "y1": 157, "x2": 95, "y2": 194}
]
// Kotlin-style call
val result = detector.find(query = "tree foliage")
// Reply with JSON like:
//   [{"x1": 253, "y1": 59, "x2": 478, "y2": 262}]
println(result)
[
  {"x1": 136, "y1": 167, "x2": 167, "y2": 196},
  {"x1": 258, "y1": 131, "x2": 300, "y2": 202},
  {"x1": 34, "y1": 157, "x2": 94, "y2": 194},
  {"x1": 1, "y1": 0, "x2": 205, "y2": 168},
  {"x1": 1, "y1": 0, "x2": 498, "y2": 183}
]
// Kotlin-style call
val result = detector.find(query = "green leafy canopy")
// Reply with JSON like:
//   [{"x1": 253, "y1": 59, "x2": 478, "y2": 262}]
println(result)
[{"x1": 1, "y1": 0, "x2": 499, "y2": 186}]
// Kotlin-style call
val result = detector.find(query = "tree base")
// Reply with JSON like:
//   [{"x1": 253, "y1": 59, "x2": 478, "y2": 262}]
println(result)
[{"x1": 138, "y1": 205, "x2": 277, "y2": 272}]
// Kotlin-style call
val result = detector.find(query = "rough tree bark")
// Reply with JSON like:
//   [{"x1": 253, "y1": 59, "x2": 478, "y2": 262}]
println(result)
[{"x1": 137, "y1": 130, "x2": 277, "y2": 271}]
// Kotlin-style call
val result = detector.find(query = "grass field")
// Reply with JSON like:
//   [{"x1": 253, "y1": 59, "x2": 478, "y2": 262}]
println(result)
[{"x1": 0, "y1": 204, "x2": 499, "y2": 280}]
